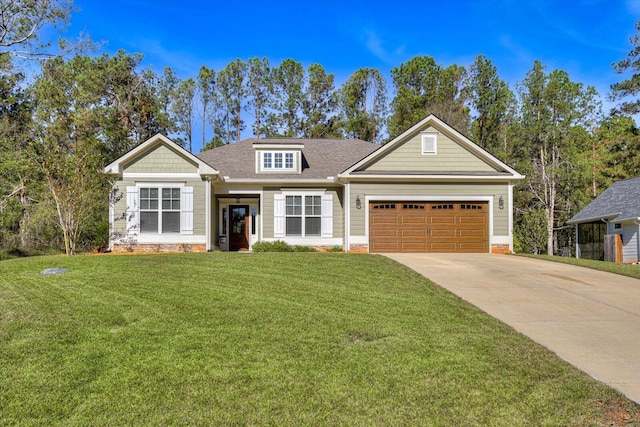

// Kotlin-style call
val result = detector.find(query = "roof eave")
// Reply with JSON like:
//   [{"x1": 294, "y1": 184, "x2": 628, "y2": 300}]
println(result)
[{"x1": 566, "y1": 213, "x2": 621, "y2": 224}]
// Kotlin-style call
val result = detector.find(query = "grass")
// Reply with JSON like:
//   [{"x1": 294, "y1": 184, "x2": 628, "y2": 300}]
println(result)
[
  {"x1": 1, "y1": 253, "x2": 638, "y2": 425},
  {"x1": 518, "y1": 253, "x2": 640, "y2": 280}
]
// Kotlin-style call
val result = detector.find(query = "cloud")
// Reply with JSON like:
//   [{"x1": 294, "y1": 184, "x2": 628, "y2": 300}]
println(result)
[{"x1": 363, "y1": 29, "x2": 404, "y2": 66}]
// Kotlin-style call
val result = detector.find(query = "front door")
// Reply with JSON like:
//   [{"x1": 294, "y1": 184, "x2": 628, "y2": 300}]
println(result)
[{"x1": 229, "y1": 205, "x2": 250, "y2": 251}]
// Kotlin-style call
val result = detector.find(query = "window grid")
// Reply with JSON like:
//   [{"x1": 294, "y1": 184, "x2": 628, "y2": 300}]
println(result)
[
  {"x1": 140, "y1": 187, "x2": 180, "y2": 234},
  {"x1": 285, "y1": 195, "x2": 321, "y2": 236}
]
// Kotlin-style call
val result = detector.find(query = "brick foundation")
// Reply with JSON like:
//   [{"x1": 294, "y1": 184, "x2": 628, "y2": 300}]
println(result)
[
  {"x1": 491, "y1": 244, "x2": 511, "y2": 254},
  {"x1": 348, "y1": 244, "x2": 369, "y2": 253},
  {"x1": 112, "y1": 243, "x2": 207, "y2": 253}
]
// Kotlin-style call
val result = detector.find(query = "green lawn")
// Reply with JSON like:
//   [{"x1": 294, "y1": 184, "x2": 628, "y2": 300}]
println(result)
[
  {"x1": 518, "y1": 254, "x2": 640, "y2": 280},
  {"x1": 1, "y1": 253, "x2": 637, "y2": 425}
]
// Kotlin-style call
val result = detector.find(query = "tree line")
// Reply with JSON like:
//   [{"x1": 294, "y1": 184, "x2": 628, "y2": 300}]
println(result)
[{"x1": 1, "y1": 0, "x2": 640, "y2": 256}]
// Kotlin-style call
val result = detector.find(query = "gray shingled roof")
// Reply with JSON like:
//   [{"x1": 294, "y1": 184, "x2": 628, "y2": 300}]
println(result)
[
  {"x1": 567, "y1": 175, "x2": 640, "y2": 224},
  {"x1": 196, "y1": 138, "x2": 379, "y2": 180}
]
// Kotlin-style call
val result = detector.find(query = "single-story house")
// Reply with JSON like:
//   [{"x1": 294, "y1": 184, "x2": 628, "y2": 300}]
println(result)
[
  {"x1": 567, "y1": 175, "x2": 640, "y2": 263},
  {"x1": 104, "y1": 114, "x2": 524, "y2": 253}
]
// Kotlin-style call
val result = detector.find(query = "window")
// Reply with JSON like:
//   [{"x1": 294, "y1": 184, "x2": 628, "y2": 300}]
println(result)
[
  {"x1": 284, "y1": 195, "x2": 322, "y2": 236},
  {"x1": 140, "y1": 187, "x2": 180, "y2": 233},
  {"x1": 432, "y1": 204, "x2": 453, "y2": 210},
  {"x1": 262, "y1": 151, "x2": 295, "y2": 170},
  {"x1": 263, "y1": 152, "x2": 272, "y2": 169},
  {"x1": 421, "y1": 132, "x2": 437, "y2": 155}
]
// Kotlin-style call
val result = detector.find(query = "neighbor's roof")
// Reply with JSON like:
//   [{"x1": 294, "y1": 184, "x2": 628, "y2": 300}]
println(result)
[
  {"x1": 196, "y1": 138, "x2": 378, "y2": 181},
  {"x1": 567, "y1": 175, "x2": 640, "y2": 224}
]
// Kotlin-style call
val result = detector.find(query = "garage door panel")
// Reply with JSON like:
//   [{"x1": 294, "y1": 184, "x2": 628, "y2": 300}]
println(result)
[
  {"x1": 459, "y1": 228, "x2": 487, "y2": 237},
  {"x1": 371, "y1": 228, "x2": 400, "y2": 237},
  {"x1": 428, "y1": 242, "x2": 458, "y2": 252},
  {"x1": 401, "y1": 216, "x2": 427, "y2": 224},
  {"x1": 430, "y1": 229, "x2": 456, "y2": 238},
  {"x1": 401, "y1": 229, "x2": 427, "y2": 237},
  {"x1": 429, "y1": 216, "x2": 457, "y2": 225},
  {"x1": 369, "y1": 201, "x2": 489, "y2": 253}
]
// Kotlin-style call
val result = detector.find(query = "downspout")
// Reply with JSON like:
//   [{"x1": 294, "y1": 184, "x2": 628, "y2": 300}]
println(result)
[{"x1": 574, "y1": 224, "x2": 579, "y2": 259}]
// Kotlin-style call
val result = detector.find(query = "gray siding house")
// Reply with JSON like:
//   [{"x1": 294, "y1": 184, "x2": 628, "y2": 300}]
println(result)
[
  {"x1": 104, "y1": 115, "x2": 524, "y2": 253},
  {"x1": 567, "y1": 176, "x2": 640, "y2": 263}
]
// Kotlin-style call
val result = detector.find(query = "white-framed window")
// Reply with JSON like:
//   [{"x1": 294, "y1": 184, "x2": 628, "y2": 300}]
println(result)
[
  {"x1": 285, "y1": 195, "x2": 321, "y2": 236},
  {"x1": 126, "y1": 184, "x2": 193, "y2": 236},
  {"x1": 140, "y1": 187, "x2": 180, "y2": 233},
  {"x1": 274, "y1": 192, "x2": 332, "y2": 238},
  {"x1": 263, "y1": 152, "x2": 272, "y2": 169},
  {"x1": 421, "y1": 132, "x2": 438, "y2": 155},
  {"x1": 262, "y1": 151, "x2": 295, "y2": 171}
]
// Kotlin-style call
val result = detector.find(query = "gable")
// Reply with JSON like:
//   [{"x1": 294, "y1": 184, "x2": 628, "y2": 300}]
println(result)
[
  {"x1": 340, "y1": 114, "x2": 523, "y2": 180},
  {"x1": 361, "y1": 125, "x2": 495, "y2": 173},
  {"x1": 104, "y1": 134, "x2": 218, "y2": 178},
  {"x1": 123, "y1": 143, "x2": 198, "y2": 174}
]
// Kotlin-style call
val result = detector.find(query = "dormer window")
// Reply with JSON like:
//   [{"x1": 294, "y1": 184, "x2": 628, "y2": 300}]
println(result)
[
  {"x1": 254, "y1": 143, "x2": 303, "y2": 174},
  {"x1": 260, "y1": 151, "x2": 296, "y2": 171}
]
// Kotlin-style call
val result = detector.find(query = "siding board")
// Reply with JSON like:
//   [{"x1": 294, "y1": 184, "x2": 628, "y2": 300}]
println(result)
[{"x1": 363, "y1": 127, "x2": 495, "y2": 173}]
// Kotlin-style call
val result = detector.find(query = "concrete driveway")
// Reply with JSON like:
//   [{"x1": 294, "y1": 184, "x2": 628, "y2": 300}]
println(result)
[{"x1": 384, "y1": 253, "x2": 640, "y2": 404}]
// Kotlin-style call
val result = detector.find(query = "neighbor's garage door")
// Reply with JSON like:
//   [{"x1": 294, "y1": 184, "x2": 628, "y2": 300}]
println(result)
[{"x1": 369, "y1": 201, "x2": 488, "y2": 253}]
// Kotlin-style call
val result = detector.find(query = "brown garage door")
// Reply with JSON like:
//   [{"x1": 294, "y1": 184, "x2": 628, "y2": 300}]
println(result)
[{"x1": 369, "y1": 201, "x2": 488, "y2": 253}]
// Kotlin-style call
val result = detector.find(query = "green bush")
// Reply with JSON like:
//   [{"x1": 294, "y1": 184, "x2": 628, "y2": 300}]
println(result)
[{"x1": 251, "y1": 240, "x2": 294, "y2": 252}]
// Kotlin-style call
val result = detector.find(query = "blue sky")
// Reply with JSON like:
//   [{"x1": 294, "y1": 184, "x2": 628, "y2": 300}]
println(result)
[{"x1": 64, "y1": 0, "x2": 640, "y2": 151}]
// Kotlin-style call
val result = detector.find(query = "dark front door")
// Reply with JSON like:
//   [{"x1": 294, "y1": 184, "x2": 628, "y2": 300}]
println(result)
[{"x1": 229, "y1": 205, "x2": 249, "y2": 251}]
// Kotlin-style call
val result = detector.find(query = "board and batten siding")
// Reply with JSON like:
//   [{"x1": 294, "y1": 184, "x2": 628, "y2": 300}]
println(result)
[
  {"x1": 348, "y1": 182, "x2": 510, "y2": 236},
  {"x1": 111, "y1": 177, "x2": 207, "y2": 236},
  {"x1": 363, "y1": 126, "x2": 495, "y2": 173},
  {"x1": 622, "y1": 223, "x2": 639, "y2": 263},
  {"x1": 123, "y1": 144, "x2": 199, "y2": 174}
]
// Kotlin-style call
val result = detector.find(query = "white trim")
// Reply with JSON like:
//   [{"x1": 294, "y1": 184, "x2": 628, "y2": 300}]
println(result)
[
  {"x1": 349, "y1": 235, "x2": 368, "y2": 245},
  {"x1": 256, "y1": 150, "x2": 299, "y2": 173},
  {"x1": 339, "y1": 174, "x2": 518, "y2": 181},
  {"x1": 508, "y1": 182, "x2": 514, "y2": 251},
  {"x1": 421, "y1": 132, "x2": 438, "y2": 155},
  {"x1": 222, "y1": 178, "x2": 336, "y2": 184},
  {"x1": 132, "y1": 234, "x2": 207, "y2": 244},
  {"x1": 205, "y1": 180, "x2": 211, "y2": 251},
  {"x1": 123, "y1": 172, "x2": 201, "y2": 179},
  {"x1": 491, "y1": 236, "x2": 511, "y2": 245},
  {"x1": 252, "y1": 143, "x2": 303, "y2": 149},
  {"x1": 344, "y1": 182, "x2": 351, "y2": 251}
]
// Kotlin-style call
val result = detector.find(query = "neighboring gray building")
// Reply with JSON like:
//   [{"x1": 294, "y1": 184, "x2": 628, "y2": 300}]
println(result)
[{"x1": 567, "y1": 176, "x2": 640, "y2": 263}]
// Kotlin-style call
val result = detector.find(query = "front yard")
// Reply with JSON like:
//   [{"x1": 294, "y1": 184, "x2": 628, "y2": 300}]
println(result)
[{"x1": 0, "y1": 253, "x2": 637, "y2": 425}]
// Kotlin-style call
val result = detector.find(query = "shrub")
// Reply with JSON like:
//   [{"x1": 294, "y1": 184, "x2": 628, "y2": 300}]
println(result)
[{"x1": 252, "y1": 240, "x2": 294, "y2": 252}]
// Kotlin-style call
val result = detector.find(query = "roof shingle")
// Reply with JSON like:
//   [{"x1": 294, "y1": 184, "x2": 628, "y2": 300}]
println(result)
[
  {"x1": 196, "y1": 138, "x2": 379, "y2": 180},
  {"x1": 567, "y1": 175, "x2": 640, "y2": 223}
]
